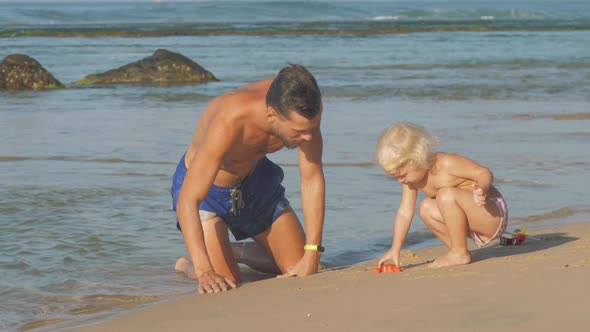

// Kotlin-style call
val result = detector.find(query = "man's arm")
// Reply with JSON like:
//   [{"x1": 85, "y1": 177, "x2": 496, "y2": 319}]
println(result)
[
  {"x1": 176, "y1": 117, "x2": 237, "y2": 292},
  {"x1": 295, "y1": 126, "x2": 326, "y2": 275}
]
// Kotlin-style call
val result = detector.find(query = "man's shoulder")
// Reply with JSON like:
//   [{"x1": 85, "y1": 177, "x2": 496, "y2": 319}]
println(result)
[
  {"x1": 204, "y1": 78, "x2": 272, "y2": 133},
  {"x1": 202, "y1": 98, "x2": 248, "y2": 139},
  {"x1": 241, "y1": 78, "x2": 274, "y2": 92},
  {"x1": 224, "y1": 78, "x2": 271, "y2": 105},
  {"x1": 217, "y1": 82, "x2": 267, "y2": 110}
]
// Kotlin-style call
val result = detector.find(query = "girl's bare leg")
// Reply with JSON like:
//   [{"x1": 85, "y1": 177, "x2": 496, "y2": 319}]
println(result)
[
  {"x1": 419, "y1": 198, "x2": 452, "y2": 248},
  {"x1": 430, "y1": 188, "x2": 472, "y2": 267},
  {"x1": 429, "y1": 187, "x2": 502, "y2": 268}
]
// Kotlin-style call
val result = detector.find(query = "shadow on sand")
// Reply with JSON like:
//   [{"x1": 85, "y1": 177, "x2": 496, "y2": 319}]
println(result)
[{"x1": 471, "y1": 232, "x2": 578, "y2": 263}]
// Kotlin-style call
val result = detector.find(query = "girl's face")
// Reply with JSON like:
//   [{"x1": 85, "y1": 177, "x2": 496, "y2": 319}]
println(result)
[{"x1": 389, "y1": 162, "x2": 427, "y2": 185}]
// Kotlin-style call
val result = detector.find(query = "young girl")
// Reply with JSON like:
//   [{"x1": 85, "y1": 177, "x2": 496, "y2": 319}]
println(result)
[{"x1": 375, "y1": 123, "x2": 508, "y2": 268}]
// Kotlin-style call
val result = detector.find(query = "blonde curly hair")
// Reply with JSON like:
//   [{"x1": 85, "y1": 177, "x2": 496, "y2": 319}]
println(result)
[{"x1": 375, "y1": 122, "x2": 437, "y2": 173}]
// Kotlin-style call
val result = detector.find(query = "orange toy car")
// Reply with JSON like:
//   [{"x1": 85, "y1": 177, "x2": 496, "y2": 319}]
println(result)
[{"x1": 371, "y1": 264, "x2": 404, "y2": 274}]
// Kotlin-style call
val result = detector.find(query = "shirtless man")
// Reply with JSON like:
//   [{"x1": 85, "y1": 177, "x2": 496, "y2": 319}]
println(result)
[{"x1": 171, "y1": 64, "x2": 325, "y2": 294}]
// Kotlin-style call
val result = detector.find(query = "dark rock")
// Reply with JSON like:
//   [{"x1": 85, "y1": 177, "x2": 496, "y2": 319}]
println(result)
[
  {"x1": 78, "y1": 49, "x2": 218, "y2": 85},
  {"x1": 0, "y1": 54, "x2": 64, "y2": 90}
]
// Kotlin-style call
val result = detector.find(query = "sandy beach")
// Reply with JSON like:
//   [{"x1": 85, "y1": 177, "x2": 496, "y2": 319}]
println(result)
[{"x1": 65, "y1": 221, "x2": 590, "y2": 332}]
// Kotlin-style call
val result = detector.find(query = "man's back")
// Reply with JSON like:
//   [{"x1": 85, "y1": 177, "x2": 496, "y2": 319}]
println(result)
[{"x1": 185, "y1": 78, "x2": 279, "y2": 186}]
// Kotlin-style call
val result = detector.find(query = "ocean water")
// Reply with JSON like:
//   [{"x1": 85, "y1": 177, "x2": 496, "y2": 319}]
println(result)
[{"x1": 1, "y1": 1, "x2": 590, "y2": 330}]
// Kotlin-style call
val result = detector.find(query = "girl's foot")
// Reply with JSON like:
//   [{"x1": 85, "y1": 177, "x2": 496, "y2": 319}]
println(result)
[{"x1": 429, "y1": 250, "x2": 471, "y2": 268}]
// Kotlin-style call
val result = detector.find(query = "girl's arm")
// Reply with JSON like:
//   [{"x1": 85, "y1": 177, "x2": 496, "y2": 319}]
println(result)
[
  {"x1": 441, "y1": 153, "x2": 494, "y2": 206},
  {"x1": 442, "y1": 153, "x2": 493, "y2": 191},
  {"x1": 378, "y1": 184, "x2": 418, "y2": 267}
]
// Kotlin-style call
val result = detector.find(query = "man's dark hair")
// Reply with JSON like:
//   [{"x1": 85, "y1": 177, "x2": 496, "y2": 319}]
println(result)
[{"x1": 266, "y1": 64, "x2": 322, "y2": 120}]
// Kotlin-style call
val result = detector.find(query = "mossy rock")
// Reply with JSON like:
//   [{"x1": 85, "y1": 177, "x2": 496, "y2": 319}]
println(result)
[
  {"x1": 77, "y1": 49, "x2": 218, "y2": 85},
  {"x1": 0, "y1": 54, "x2": 65, "y2": 90}
]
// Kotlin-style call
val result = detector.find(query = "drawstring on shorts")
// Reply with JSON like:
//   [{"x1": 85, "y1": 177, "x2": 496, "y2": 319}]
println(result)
[{"x1": 229, "y1": 188, "x2": 245, "y2": 216}]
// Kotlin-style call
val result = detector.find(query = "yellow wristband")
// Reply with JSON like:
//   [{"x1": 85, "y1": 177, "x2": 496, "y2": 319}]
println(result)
[{"x1": 304, "y1": 244, "x2": 325, "y2": 253}]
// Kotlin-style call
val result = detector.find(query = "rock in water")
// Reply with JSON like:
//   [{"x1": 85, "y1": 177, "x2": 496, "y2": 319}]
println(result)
[
  {"x1": 78, "y1": 49, "x2": 218, "y2": 85},
  {"x1": 0, "y1": 54, "x2": 64, "y2": 90}
]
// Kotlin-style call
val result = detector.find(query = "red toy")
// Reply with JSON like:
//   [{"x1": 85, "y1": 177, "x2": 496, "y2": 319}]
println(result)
[
  {"x1": 500, "y1": 225, "x2": 528, "y2": 245},
  {"x1": 513, "y1": 233, "x2": 527, "y2": 245},
  {"x1": 371, "y1": 264, "x2": 404, "y2": 274}
]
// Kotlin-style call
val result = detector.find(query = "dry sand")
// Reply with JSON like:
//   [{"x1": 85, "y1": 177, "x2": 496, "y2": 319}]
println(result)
[{"x1": 65, "y1": 221, "x2": 590, "y2": 332}]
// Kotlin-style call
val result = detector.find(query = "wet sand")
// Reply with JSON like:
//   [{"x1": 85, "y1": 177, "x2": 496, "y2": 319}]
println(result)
[{"x1": 64, "y1": 221, "x2": 590, "y2": 332}]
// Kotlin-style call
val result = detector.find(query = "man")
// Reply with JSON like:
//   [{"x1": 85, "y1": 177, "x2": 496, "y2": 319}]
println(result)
[{"x1": 171, "y1": 64, "x2": 325, "y2": 294}]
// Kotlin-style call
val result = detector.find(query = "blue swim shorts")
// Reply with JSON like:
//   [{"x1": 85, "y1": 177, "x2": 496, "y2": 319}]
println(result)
[{"x1": 171, "y1": 154, "x2": 291, "y2": 241}]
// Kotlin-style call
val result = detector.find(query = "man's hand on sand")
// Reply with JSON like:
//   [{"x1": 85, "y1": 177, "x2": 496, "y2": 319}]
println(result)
[
  {"x1": 277, "y1": 253, "x2": 319, "y2": 278},
  {"x1": 197, "y1": 270, "x2": 237, "y2": 294}
]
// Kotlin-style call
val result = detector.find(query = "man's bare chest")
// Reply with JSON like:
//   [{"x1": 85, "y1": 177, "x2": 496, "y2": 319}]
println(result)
[{"x1": 222, "y1": 137, "x2": 284, "y2": 167}]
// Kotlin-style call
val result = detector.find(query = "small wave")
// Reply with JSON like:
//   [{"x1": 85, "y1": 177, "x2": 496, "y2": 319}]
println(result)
[
  {"x1": 526, "y1": 207, "x2": 574, "y2": 222},
  {"x1": 3, "y1": 18, "x2": 590, "y2": 38},
  {"x1": 327, "y1": 58, "x2": 590, "y2": 71},
  {"x1": 0, "y1": 155, "x2": 378, "y2": 168},
  {"x1": 0, "y1": 156, "x2": 31, "y2": 161},
  {"x1": 108, "y1": 172, "x2": 169, "y2": 178},
  {"x1": 142, "y1": 92, "x2": 214, "y2": 104},
  {"x1": 89, "y1": 158, "x2": 174, "y2": 165},
  {"x1": 372, "y1": 16, "x2": 399, "y2": 21},
  {"x1": 496, "y1": 178, "x2": 556, "y2": 188},
  {"x1": 280, "y1": 162, "x2": 374, "y2": 168},
  {"x1": 20, "y1": 318, "x2": 64, "y2": 331},
  {"x1": 18, "y1": 293, "x2": 165, "y2": 331},
  {"x1": 0, "y1": 285, "x2": 14, "y2": 297},
  {"x1": 49, "y1": 293, "x2": 163, "y2": 306},
  {"x1": 322, "y1": 82, "x2": 589, "y2": 101},
  {"x1": 551, "y1": 113, "x2": 590, "y2": 120},
  {"x1": 69, "y1": 294, "x2": 164, "y2": 317},
  {"x1": 0, "y1": 155, "x2": 175, "y2": 165},
  {"x1": 480, "y1": 16, "x2": 495, "y2": 20},
  {"x1": 564, "y1": 132, "x2": 590, "y2": 138},
  {"x1": 513, "y1": 112, "x2": 590, "y2": 120},
  {"x1": 560, "y1": 161, "x2": 590, "y2": 168}
]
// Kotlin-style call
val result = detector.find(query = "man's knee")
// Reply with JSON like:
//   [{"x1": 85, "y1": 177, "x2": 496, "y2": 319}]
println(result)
[{"x1": 257, "y1": 211, "x2": 304, "y2": 273}]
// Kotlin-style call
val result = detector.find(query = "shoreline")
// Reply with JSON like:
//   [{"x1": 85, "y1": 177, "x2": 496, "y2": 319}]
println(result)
[{"x1": 62, "y1": 220, "x2": 590, "y2": 332}]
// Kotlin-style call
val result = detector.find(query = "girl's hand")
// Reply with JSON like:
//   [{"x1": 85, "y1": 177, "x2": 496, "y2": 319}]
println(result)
[
  {"x1": 472, "y1": 183, "x2": 487, "y2": 207},
  {"x1": 378, "y1": 248, "x2": 400, "y2": 268}
]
